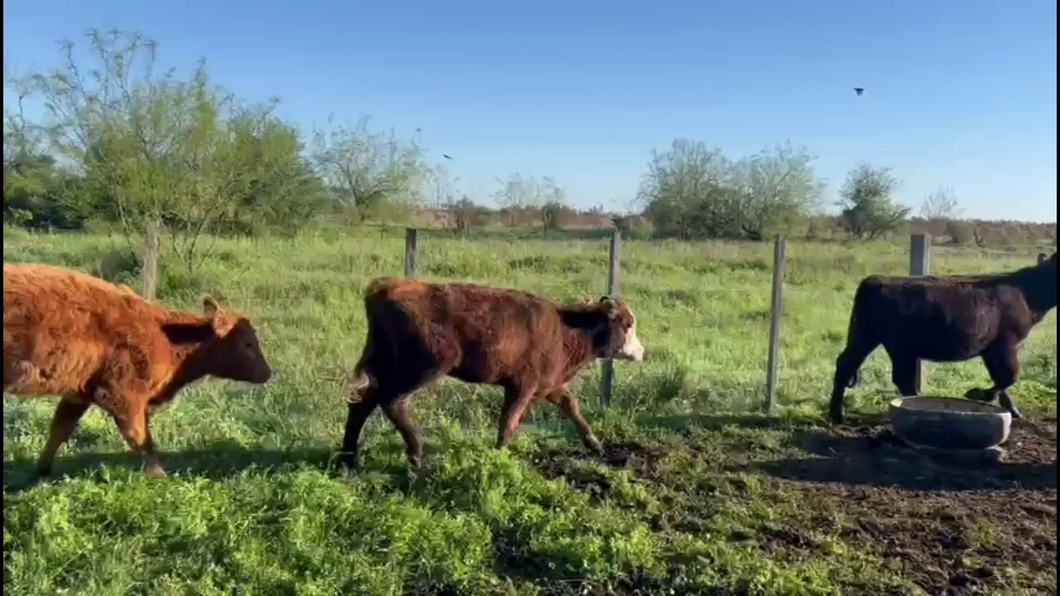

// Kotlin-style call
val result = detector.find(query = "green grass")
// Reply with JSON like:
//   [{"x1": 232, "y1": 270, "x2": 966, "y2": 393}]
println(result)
[{"x1": 4, "y1": 225, "x2": 1057, "y2": 595}]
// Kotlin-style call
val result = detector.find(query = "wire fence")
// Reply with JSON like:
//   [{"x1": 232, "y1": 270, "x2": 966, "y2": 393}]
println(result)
[{"x1": 132, "y1": 226, "x2": 940, "y2": 415}]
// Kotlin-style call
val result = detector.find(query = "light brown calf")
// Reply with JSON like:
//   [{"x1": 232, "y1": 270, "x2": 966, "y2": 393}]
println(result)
[{"x1": 3, "y1": 262, "x2": 272, "y2": 476}]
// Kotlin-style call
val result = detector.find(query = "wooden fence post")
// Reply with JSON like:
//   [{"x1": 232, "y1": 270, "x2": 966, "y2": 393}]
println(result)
[
  {"x1": 600, "y1": 229, "x2": 621, "y2": 409},
  {"x1": 909, "y1": 234, "x2": 931, "y2": 395},
  {"x1": 404, "y1": 228, "x2": 418, "y2": 277},
  {"x1": 141, "y1": 219, "x2": 160, "y2": 301},
  {"x1": 765, "y1": 235, "x2": 786, "y2": 414}
]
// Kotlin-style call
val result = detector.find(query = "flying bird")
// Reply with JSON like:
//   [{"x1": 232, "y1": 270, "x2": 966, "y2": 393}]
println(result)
[
  {"x1": 853, "y1": 87, "x2": 865, "y2": 96},
  {"x1": 442, "y1": 154, "x2": 453, "y2": 160}
]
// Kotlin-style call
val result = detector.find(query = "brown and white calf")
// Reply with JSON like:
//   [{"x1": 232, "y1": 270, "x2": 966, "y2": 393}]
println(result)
[{"x1": 339, "y1": 277, "x2": 646, "y2": 470}]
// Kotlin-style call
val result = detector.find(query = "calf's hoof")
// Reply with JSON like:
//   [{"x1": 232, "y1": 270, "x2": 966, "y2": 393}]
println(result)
[
  {"x1": 998, "y1": 394, "x2": 1024, "y2": 421},
  {"x1": 828, "y1": 409, "x2": 844, "y2": 425},
  {"x1": 144, "y1": 464, "x2": 167, "y2": 478},
  {"x1": 337, "y1": 454, "x2": 359, "y2": 472},
  {"x1": 584, "y1": 434, "x2": 604, "y2": 455}
]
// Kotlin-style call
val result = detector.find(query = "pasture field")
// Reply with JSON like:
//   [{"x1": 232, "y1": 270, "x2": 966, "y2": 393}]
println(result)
[{"x1": 3, "y1": 225, "x2": 1057, "y2": 596}]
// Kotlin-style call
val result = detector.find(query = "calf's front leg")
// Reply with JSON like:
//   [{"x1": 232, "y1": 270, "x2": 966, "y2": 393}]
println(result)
[
  {"x1": 94, "y1": 388, "x2": 166, "y2": 476},
  {"x1": 544, "y1": 387, "x2": 603, "y2": 454},
  {"x1": 975, "y1": 343, "x2": 1024, "y2": 420}
]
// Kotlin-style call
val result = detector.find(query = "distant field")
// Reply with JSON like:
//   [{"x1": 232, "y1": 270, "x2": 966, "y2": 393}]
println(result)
[{"x1": 4, "y1": 226, "x2": 1057, "y2": 595}]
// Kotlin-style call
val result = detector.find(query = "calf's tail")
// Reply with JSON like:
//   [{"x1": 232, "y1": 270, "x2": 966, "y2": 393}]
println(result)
[
  {"x1": 346, "y1": 296, "x2": 377, "y2": 405},
  {"x1": 845, "y1": 294, "x2": 860, "y2": 389}
]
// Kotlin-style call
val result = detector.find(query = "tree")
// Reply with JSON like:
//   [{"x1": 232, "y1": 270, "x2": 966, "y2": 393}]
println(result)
[
  {"x1": 728, "y1": 142, "x2": 825, "y2": 240},
  {"x1": 448, "y1": 195, "x2": 490, "y2": 235},
  {"x1": 311, "y1": 115, "x2": 429, "y2": 223},
  {"x1": 210, "y1": 102, "x2": 325, "y2": 236},
  {"x1": 19, "y1": 28, "x2": 323, "y2": 273},
  {"x1": 945, "y1": 219, "x2": 977, "y2": 246},
  {"x1": 3, "y1": 64, "x2": 70, "y2": 228},
  {"x1": 919, "y1": 186, "x2": 962, "y2": 221},
  {"x1": 537, "y1": 176, "x2": 571, "y2": 236},
  {"x1": 638, "y1": 138, "x2": 823, "y2": 240},
  {"x1": 836, "y1": 163, "x2": 911, "y2": 240},
  {"x1": 492, "y1": 172, "x2": 541, "y2": 227},
  {"x1": 25, "y1": 29, "x2": 230, "y2": 265},
  {"x1": 638, "y1": 138, "x2": 733, "y2": 239}
]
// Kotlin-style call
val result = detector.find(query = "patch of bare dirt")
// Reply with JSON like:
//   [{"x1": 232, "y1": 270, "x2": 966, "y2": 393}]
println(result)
[
  {"x1": 529, "y1": 440, "x2": 659, "y2": 503},
  {"x1": 760, "y1": 419, "x2": 1058, "y2": 595},
  {"x1": 528, "y1": 418, "x2": 1057, "y2": 595}
]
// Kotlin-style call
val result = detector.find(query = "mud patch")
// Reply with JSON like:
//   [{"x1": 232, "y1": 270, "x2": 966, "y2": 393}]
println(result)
[
  {"x1": 529, "y1": 440, "x2": 659, "y2": 503},
  {"x1": 759, "y1": 419, "x2": 1057, "y2": 595},
  {"x1": 526, "y1": 417, "x2": 1056, "y2": 595}
]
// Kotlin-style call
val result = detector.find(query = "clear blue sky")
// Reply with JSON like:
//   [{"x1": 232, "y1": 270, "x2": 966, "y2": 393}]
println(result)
[{"x1": 4, "y1": 0, "x2": 1057, "y2": 221}]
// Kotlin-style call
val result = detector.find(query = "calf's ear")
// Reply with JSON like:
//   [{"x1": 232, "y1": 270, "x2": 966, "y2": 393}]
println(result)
[
  {"x1": 201, "y1": 295, "x2": 238, "y2": 336},
  {"x1": 163, "y1": 322, "x2": 215, "y2": 345},
  {"x1": 598, "y1": 296, "x2": 622, "y2": 319},
  {"x1": 203, "y1": 296, "x2": 222, "y2": 318}
]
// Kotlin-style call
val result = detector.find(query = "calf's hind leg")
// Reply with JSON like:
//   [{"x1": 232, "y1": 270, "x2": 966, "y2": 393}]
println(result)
[
  {"x1": 339, "y1": 383, "x2": 381, "y2": 471},
  {"x1": 36, "y1": 397, "x2": 91, "y2": 477},
  {"x1": 829, "y1": 340, "x2": 878, "y2": 424},
  {"x1": 340, "y1": 341, "x2": 452, "y2": 471}
]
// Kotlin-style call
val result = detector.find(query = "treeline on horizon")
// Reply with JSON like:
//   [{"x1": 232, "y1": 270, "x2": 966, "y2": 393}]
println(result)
[{"x1": 5, "y1": 28, "x2": 1056, "y2": 254}]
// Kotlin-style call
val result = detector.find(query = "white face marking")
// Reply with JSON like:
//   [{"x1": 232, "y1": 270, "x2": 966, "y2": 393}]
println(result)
[{"x1": 617, "y1": 311, "x2": 645, "y2": 362}]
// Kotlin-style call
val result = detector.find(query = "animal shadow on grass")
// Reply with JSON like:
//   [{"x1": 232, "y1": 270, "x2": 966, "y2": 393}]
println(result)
[
  {"x1": 2, "y1": 441, "x2": 327, "y2": 493},
  {"x1": 755, "y1": 420, "x2": 1057, "y2": 492},
  {"x1": 634, "y1": 412, "x2": 823, "y2": 434},
  {"x1": 2, "y1": 436, "x2": 456, "y2": 493}
]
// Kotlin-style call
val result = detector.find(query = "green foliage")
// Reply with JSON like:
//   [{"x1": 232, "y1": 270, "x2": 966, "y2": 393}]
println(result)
[
  {"x1": 836, "y1": 163, "x2": 911, "y2": 240},
  {"x1": 537, "y1": 179, "x2": 573, "y2": 236},
  {"x1": 639, "y1": 139, "x2": 824, "y2": 241},
  {"x1": 2, "y1": 68, "x2": 90, "y2": 230},
  {"x1": 728, "y1": 143, "x2": 825, "y2": 240},
  {"x1": 612, "y1": 214, "x2": 654, "y2": 240},
  {"x1": 3, "y1": 28, "x2": 330, "y2": 274},
  {"x1": 540, "y1": 200, "x2": 574, "y2": 236},
  {"x1": 310, "y1": 115, "x2": 430, "y2": 223},
  {"x1": 208, "y1": 102, "x2": 326, "y2": 236},
  {"x1": 945, "y1": 219, "x2": 977, "y2": 246},
  {"x1": 492, "y1": 173, "x2": 570, "y2": 231},
  {"x1": 448, "y1": 195, "x2": 492, "y2": 235}
]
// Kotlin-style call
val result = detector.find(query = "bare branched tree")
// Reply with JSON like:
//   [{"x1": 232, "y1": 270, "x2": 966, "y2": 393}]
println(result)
[
  {"x1": 311, "y1": 115, "x2": 429, "y2": 223},
  {"x1": 919, "y1": 186, "x2": 962, "y2": 221}
]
